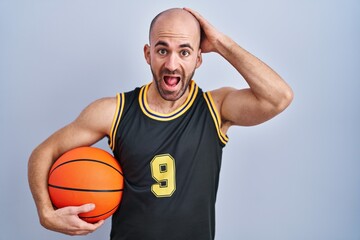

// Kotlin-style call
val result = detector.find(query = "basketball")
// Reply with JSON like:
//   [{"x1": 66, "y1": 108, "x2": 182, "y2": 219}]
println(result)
[{"x1": 48, "y1": 146, "x2": 124, "y2": 223}]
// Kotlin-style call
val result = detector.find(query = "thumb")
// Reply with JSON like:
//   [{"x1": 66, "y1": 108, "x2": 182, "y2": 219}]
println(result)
[{"x1": 75, "y1": 203, "x2": 95, "y2": 214}]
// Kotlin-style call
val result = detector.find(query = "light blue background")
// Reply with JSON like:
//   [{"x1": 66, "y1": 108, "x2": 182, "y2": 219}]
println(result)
[{"x1": 1, "y1": 0, "x2": 359, "y2": 239}]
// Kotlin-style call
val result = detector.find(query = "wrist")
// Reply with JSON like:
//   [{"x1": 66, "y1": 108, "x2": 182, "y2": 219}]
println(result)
[
  {"x1": 37, "y1": 204, "x2": 56, "y2": 228},
  {"x1": 215, "y1": 35, "x2": 237, "y2": 57}
]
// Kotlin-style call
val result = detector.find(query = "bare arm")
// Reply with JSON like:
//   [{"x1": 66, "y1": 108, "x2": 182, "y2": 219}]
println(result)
[
  {"x1": 185, "y1": 8, "x2": 293, "y2": 133},
  {"x1": 28, "y1": 97, "x2": 116, "y2": 235}
]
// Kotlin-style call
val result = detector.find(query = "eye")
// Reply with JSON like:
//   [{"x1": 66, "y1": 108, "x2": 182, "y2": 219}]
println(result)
[
  {"x1": 158, "y1": 49, "x2": 167, "y2": 55},
  {"x1": 180, "y1": 50, "x2": 190, "y2": 57}
]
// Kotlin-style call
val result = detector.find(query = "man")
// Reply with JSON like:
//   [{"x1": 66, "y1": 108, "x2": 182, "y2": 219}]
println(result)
[{"x1": 28, "y1": 7, "x2": 293, "y2": 239}]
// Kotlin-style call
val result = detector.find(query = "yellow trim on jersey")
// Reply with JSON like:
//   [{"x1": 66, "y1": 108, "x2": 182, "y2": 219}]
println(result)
[
  {"x1": 203, "y1": 92, "x2": 229, "y2": 145},
  {"x1": 108, "y1": 93, "x2": 125, "y2": 151},
  {"x1": 138, "y1": 80, "x2": 198, "y2": 121}
]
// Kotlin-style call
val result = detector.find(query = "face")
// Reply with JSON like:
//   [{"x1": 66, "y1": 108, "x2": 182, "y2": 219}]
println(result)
[{"x1": 144, "y1": 10, "x2": 202, "y2": 101}]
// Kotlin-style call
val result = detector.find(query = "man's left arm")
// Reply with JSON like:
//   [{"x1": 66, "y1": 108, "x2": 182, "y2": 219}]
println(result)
[{"x1": 185, "y1": 8, "x2": 294, "y2": 132}]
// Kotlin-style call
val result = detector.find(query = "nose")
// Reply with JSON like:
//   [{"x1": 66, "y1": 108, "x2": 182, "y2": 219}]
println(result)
[{"x1": 164, "y1": 53, "x2": 179, "y2": 72}]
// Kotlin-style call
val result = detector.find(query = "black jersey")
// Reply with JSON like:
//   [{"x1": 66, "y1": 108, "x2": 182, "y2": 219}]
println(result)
[{"x1": 108, "y1": 81, "x2": 228, "y2": 240}]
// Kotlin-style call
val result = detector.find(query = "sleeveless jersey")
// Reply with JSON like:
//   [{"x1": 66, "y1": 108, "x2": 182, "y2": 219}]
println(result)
[{"x1": 108, "y1": 81, "x2": 228, "y2": 240}]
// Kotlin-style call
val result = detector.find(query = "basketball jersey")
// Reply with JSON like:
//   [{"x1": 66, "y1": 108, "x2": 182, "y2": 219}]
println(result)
[{"x1": 108, "y1": 81, "x2": 228, "y2": 240}]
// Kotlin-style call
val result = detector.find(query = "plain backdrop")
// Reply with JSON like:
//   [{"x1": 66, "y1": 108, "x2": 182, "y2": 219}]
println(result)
[{"x1": 1, "y1": 0, "x2": 359, "y2": 239}]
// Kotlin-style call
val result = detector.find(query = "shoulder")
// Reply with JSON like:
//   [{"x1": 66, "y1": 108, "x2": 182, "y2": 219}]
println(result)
[
  {"x1": 81, "y1": 96, "x2": 117, "y2": 118},
  {"x1": 89, "y1": 96, "x2": 118, "y2": 109},
  {"x1": 209, "y1": 87, "x2": 237, "y2": 103},
  {"x1": 207, "y1": 87, "x2": 237, "y2": 133},
  {"x1": 74, "y1": 96, "x2": 118, "y2": 135},
  {"x1": 208, "y1": 87, "x2": 238, "y2": 115}
]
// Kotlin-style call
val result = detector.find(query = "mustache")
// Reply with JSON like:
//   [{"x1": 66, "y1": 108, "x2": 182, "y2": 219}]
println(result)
[{"x1": 162, "y1": 69, "x2": 182, "y2": 75}]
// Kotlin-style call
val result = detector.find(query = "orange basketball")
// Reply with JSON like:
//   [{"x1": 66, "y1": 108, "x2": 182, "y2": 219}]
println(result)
[{"x1": 48, "y1": 147, "x2": 123, "y2": 223}]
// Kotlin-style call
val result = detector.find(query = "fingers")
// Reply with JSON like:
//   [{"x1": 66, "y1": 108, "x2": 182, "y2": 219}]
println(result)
[
  {"x1": 183, "y1": 7, "x2": 196, "y2": 15},
  {"x1": 93, "y1": 219, "x2": 105, "y2": 229},
  {"x1": 183, "y1": 8, "x2": 212, "y2": 27},
  {"x1": 183, "y1": 7, "x2": 217, "y2": 35},
  {"x1": 183, "y1": 8, "x2": 205, "y2": 25},
  {"x1": 71, "y1": 203, "x2": 95, "y2": 215},
  {"x1": 44, "y1": 204, "x2": 104, "y2": 236},
  {"x1": 183, "y1": 7, "x2": 221, "y2": 53},
  {"x1": 66, "y1": 219, "x2": 104, "y2": 236}
]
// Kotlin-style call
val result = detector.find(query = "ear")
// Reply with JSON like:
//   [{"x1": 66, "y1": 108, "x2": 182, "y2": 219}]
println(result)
[
  {"x1": 195, "y1": 49, "x2": 202, "y2": 69},
  {"x1": 144, "y1": 44, "x2": 151, "y2": 65}
]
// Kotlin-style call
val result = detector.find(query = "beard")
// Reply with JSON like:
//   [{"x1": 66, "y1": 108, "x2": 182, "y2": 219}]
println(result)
[{"x1": 150, "y1": 66, "x2": 196, "y2": 102}]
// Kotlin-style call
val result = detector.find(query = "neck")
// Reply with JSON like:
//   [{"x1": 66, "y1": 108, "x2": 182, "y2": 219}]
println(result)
[{"x1": 146, "y1": 82, "x2": 190, "y2": 114}]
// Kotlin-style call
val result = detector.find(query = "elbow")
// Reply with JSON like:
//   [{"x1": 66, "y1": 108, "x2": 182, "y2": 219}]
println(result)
[
  {"x1": 276, "y1": 86, "x2": 294, "y2": 113},
  {"x1": 284, "y1": 86, "x2": 294, "y2": 107}
]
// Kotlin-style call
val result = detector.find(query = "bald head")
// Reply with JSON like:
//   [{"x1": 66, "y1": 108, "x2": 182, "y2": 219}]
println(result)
[{"x1": 149, "y1": 8, "x2": 201, "y2": 46}]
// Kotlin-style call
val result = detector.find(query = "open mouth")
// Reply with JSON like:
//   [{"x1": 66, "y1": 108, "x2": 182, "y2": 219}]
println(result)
[{"x1": 164, "y1": 76, "x2": 180, "y2": 87}]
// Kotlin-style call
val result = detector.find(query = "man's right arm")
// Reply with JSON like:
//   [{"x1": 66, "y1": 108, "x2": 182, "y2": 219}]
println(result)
[{"x1": 28, "y1": 97, "x2": 116, "y2": 235}]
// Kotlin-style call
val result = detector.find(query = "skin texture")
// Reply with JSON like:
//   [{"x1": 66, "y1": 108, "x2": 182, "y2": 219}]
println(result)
[
  {"x1": 144, "y1": 9, "x2": 202, "y2": 111},
  {"x1": 28, "y1": 7, "x2": 293, "y2": 236}
]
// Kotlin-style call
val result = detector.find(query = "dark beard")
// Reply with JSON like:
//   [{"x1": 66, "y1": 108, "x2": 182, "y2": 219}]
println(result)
[{"x1": 150, "y1": 67, "x2": 196, "y2": 101}]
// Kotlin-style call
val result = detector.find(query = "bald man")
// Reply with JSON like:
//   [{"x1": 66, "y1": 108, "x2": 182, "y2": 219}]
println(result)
[{"x1": 28, "y1": 8, "x2": 293, "y2": 239}]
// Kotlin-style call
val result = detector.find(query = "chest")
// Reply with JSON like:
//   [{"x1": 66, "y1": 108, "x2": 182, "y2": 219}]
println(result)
[{"x1": 113, "y1": 95, "x2": 221, "y2": 182}]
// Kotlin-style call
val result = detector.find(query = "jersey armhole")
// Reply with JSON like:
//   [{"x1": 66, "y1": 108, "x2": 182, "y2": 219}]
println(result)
[
  {"x1": 203, "y1": 92, "x2": 229, "y2": 146},
  {"x1": 108, "y1": 93, "x2": 125, "y2": 151}
]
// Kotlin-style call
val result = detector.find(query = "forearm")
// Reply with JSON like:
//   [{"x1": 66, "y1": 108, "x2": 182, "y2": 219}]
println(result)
[
  {"x1": 28, "y1": 98, "x2": 114, "y2": 220},
  {"x1": 28, "y1": 144, "x2": 57, "y2": 224},
  {"x1": 215, "y1": 35, "x2": 293, "y2": 110},
  {"x1": 28, "y1": 125, "x2": 88, "y2": 223}
]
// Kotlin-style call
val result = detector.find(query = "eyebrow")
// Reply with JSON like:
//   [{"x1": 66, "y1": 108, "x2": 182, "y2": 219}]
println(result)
[
  {"x1": 180, "y1": 43, "x2": 194, "y2": 51},
  {"x1": 154, "y1": 41, "x2": 194, "y2": 51}
]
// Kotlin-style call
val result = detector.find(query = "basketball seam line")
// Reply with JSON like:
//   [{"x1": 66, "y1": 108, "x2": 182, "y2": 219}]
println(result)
[
  {"x1": 48, "y1": 184, "x2": 124, "y2": 192},
  {"x1": 50, "y1": 159, "x2": 123, "y2": 176},
  {"x1": 81, "y1": 204, "x2": 120, "y2": 219}
]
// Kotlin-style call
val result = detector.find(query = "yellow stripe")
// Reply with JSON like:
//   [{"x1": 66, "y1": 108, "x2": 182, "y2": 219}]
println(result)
[
  {"x1": 204, "y1": 92, "x2": 229, "y2": 145},
  {"x1": 139, "y1": 80, "x2": 198, "y2": 121},
  {"x1": 108, "y1": 93, "x2": 125, "y2": 151}
]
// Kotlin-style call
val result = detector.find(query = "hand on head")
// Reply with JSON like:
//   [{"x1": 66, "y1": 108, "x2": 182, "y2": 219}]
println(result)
[{"x1": 183, "y1": 7, "x2": 225, "y2": 54}]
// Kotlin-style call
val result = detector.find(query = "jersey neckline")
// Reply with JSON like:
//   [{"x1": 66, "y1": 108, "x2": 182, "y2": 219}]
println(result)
[{"x1": 138, "y1": 80, "x2": 198, "y2": 121}]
